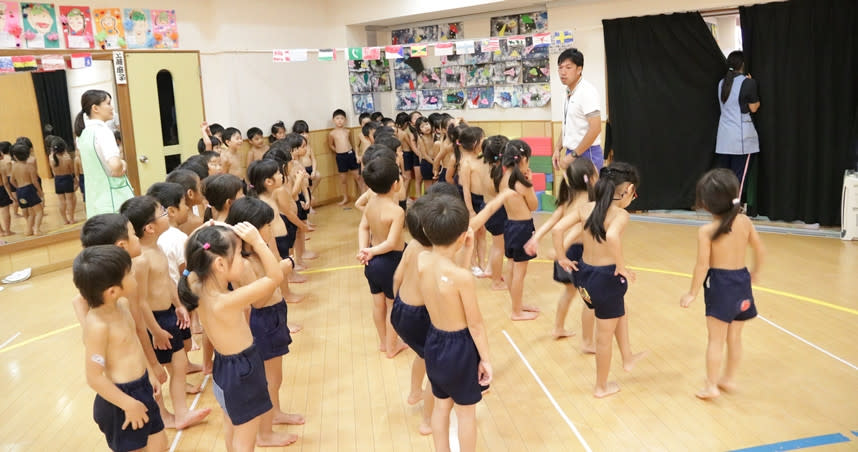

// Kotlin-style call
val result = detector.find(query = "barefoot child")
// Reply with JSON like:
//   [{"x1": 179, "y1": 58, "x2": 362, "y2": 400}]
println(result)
[
  {"x1": 417, "y1": 116, "x2": 439, "y2": 193},
  {"x1": 552, "y1": 162, "x2": 648, "y2": 398},
  {"x1": 357, "y1": 156, "x2": 407, "y2": 358},
  {"x1": 246, "y1": 127, "x2": 268, "y2": 165},
  {"x1": 680, "y1": 168, "x2": 765, "y2": 400},
  {"x1": 493, "y1": 141, "x2": 539, "y2": 320},
  {"x1": 48, "y1": 136, "x2": 78, "y2": 224},
  {"x1": 480, "y1": 136, "x2": 510, "y2": 291},
  {"x1": 225, "y1": 198, "x2": 303, "y2": 446},
  {"x1": 418, "y1": 194, "x2": 492, "y2": 452},
  {"x1": 10, "y1": 143, "x2": 44, "y2": 236},
  {"x1": 282, "y1": 134, "x2": 315, "y2": 268},
  {"x1": 292, "y1": 120, "x2": 320, "y2": 203},
  {"x1": 0, "y1": 142, "x2": 14, "y2": 235},
  {"x1": 457, "y1": 126, "x2": 488, "y2": 277},
  {"x1": 525, "y1": 158, "x2": 599, "y2": 346},
  {"x1": 177, "y1": 223, "x2": 282, "y2": 451},
  {"x1": 120, "y1": 196, "x2": 211, "y2": 428},
  {"x1": 328, "y1": 109, "x2": 361, "y2": 205},
  {"x1": 75, "y1": 245, "x2": 168, "y2": 452}
]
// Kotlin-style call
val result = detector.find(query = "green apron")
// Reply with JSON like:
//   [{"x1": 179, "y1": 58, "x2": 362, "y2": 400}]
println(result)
[{"x1": 79, "y1": 126, "x2": 134, "y2": 218}]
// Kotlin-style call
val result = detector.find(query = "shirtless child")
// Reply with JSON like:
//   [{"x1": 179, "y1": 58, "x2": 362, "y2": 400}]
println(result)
[
  {"x1": 10, "y1": 143, "x2": 43, "y2": 235},
  {"x1": 220, "y1": 127, "x2": 244, "y2": 180},
  {"x1": 327, "y1": 109, "x2": 362, "y2": 206}
]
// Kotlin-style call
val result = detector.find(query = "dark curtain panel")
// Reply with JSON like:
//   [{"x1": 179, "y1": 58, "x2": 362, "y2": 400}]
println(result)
[
  {"x1": 603, "y1": 13, "x2": 726, "y2": 211},
  {"x1": 740, "y1": 0, "x2": 858, "y2": 226},
  {"x1": 31, "y1": 70, "x2": 74, "y2": 150}
]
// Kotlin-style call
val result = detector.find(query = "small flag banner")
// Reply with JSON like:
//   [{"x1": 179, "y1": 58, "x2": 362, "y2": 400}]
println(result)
[
  {"x1": 290, "y1": 49, "x2": 308, "y2": 62},
  {"x1": 553, "y1": 30, "x2": 574, "y2": 46},
  {"x1": 481, "y1": 38, "x2": 500, "y2": 52},
  {"x1": 455, "y1": 40, "x2": 474, "y2": 54},
  {"x1": 385, "y1": 45, "x2": 404, "y2": 59},
  {"x1": 41, "y1": 55, "x2": 65, "y2": 71},
  {"x1": 409, "y1": 45, "x2": 427, "y2": 57},
  {"x1": 318, "y1": 48, "x2": 335, "y2": 61},
  {"x1": 12, "y1": 55, "x2": 37, "y2": 72},
  {"x1": 0, "y1": 57, "x2": 13, "y2": 73},
  {"x1": 347, "y1": 47, "x2": 363, "y2": 60},
  {"x1": 506, "y1": 35, "x2": 527, "y2": 46},
  {"x1": 532, "y1": 33, "x2": 551, "y2": 45},
  {"x1": 273, "y1": 49, "x2": 288, "y2": 63},
  {"x1": 70, "y1": 53, "x2": 92, "y2": 69},
  {"x1": 434, "y1": 42, "x2": 454, "y2": 56},
  {"x1": 362, "y1": 46, "x2": 381, "y2": 60}
]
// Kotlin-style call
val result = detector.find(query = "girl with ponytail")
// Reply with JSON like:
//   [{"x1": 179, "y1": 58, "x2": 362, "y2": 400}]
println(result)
[
  {"x1": 524, "y1": 157, "x2": 598, "y2": 344},
  {"x1": 47, "y1": 136, "x2": 78, "y2": 224},
  {"x1": 481, "y1": 135, "x2": 510, "y2": 290},
  {"x1": 457, "y1": 126, "x2": 488, "y2": 277},
  {"x1": 679, "y1": 168, "x2": 765, "y2": 400},
  {"x1": 551, "y1": 161, "x2": 646, "y2": 398},
  {"x1": 497, "y1": 140, "x2": 540, "y2": 321}
]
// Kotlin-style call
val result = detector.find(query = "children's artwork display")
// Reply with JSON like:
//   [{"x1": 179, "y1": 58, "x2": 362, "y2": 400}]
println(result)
[
  {"x1": 394, "y1": 68, "x2": 416, "y2": 91},
  {"x1": 490, "y1": 15, "x2": 519, "y2": 37},
  {"x1": 441, "y1": 66, "x2": 465, "y2": 88},
  {"x1": 93, "y1": 8, "x2": 125, "y2": 49},
  {"x1": 368, "y1": 59, "x2": 390, "y2": 73},
  {"x1": 150, "y1": 9, "x2": 178, "y2": 48},
  {"x1": 464, "y1": 41, "x2": 492, "y2": 65},
  {"x1": 521, "y1": 83, "x2": 551, "y2": 108},
  {"x1": 412, "y1": 25, "x2": 438, "y2": 43},
  {"x1": 492, "y1": 61, "x2": 521, "y2": 85},
  {"x1": 348, "y1": 70, "x2": 372, "y2": 94},
  {"x1": 465, "y1": 64, "x2": 492, "y2": 87},
  {"x1": 0, "y1": 2, "x2": 22, "y2": 48},
  {"x1": 419, "y1": 89, "x2": 442, "y2": 110},
  {"x1": 493, "y1": 85, "x2": 522, "y2": 108},
  {"x1": 439, "y1": 22, "x2": 463, "y2": 41},
  {"x1": 372, "y1": 71, "x2": 392, "y2": 92},
  {"x1": 415, "y1": 67, "x2": 441, "y2": 89},
  {"x1": 123, "y1": 8, "x2": 153, "y2": 49},
  {"x1": 519, "y1": 11, "x2": 548, "y2": 34},
  {"x1": 21, "y1": 3, "x2": 59, "y2": 49},
  {"x1": 352, "y1": 93, "x2": 374, "y2": 115},
  {"x1": 522, "y1": 59, "x2": 550, "y2": 83},
  {"x1": 442, "y1": 89, "x2": 465, "y2": 109},
  {"x1": 59, "y1": 6, "x2": 93, "y2": 49},
  {"x1": 493, "y1": 38, "x2": 523, "y2": 62},
  {"x1": 522, "y1": 41, "x2": 549, "y2": 60},
  {"x1": 467, "y1": 86, "x2": 494, "y2": 109},
  {"x1": 395, "y1": 90, "x2": 420, "y2": 111},
  {"x1": 391, "y1": 28, "x2": 412, "y2": 45}
]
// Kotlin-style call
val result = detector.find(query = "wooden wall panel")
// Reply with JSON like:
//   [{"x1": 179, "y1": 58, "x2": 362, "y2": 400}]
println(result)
[{"x1": 0, "y1": 72, "x2": 50, "y2": 180}]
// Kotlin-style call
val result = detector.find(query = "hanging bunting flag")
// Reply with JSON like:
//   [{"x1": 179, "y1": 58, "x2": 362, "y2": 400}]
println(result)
[
  {"x1": 273, "y1": 49, "x2": 288, "y2": 63},
  {"x1": 290, "y1": 49, "x2": 308, "y2": 62},
  {"x1": 70, "y1": 53, "x2": 92, "y2": 68},
  {"x1": 532, "y1": 32, "x2": 551, "y2": 46},
  {"x1": 434, "y1": 42, "x2": 454, "y2": 56},
  {"x1": 506, "y1": 35, "x2": 527, "y2": 46},
  {"x1": 0, "y1": 57, "x2": 14, "y2": 73},
  {"x1": 362, "y1": 46, "x2": 381, "y2": 60},
  {"x1": 481, "y1": 38, "x2": 500, "y2": 52},
  {"x1": 409, "y1": 45, "x2": 427, "y2": 57},
  {"x1": 455, "y1": 40, "x2": 475, "y2": 54},
  {"x1": 347, "y1": 47, "x2": 363, "y2": 60},
  {"x1": 553, "y1": 30, "x2": 574, "y2": 46},
  {"x1": 12, "y1": 55, "x2": 37, "y2": 72},
  {"x1": 385, "y1": 45, "x2": 404, "y2": 59},
  {"x1": 41, "y1": 55, "x2": 66, "y2": 71},
  {"x1": 318, "y1": 48, "x2": 335, "y2": 61}
]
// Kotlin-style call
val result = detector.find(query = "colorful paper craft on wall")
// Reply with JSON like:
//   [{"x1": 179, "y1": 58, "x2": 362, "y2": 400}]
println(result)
[
  {"x1": 442, "y1": 89, "x2": 465, "y2": 109},
  {"x1": 441, "y1": 66, "x2": 465, "y2": 88},
  {"x1": 0, "y1": 2, "x2": 22, "y2": 48},
  {"x1": 415, "y1": 68, "x2": 441, "y2": 89},
  {"x1": 60, "y1": 6, "x2": 93, "y2": 49},
  {"x1": 372, "y1": 71, "x2": 392, "y2": 92},
  {"x1": 439, "y1": 54, "x2": 461, "y2": 66},
  {"x1": 465, "y1": 64, "x2": 492, "y2": 87},
  {"x1": 123, "y1": 8, "x2": 153, "y2": 49},
  {"x1": 439, "y1": 22, "x2": 463, "y2": 42},
  {"x1": 352, "y1": 93, "x2": 374, "y2": 115},
  {"x1": 413, "y1": 25, "x2": 438, "y2": 43},
  {"x1": 391, "y1": 28, "x2": 412, "y2": 45},
  {"x1": 522, "y1": 40, "x2": 549, "y2": 60},
  {"x1": 493, "y1": 85, "x2": 522, "y2": 108},
  {"x1": 368, "y1": 59, "x2": 390, "y2": 73},
  {"x1": 93, "y1": 8, "x2": 125, "y2": 49},
  {"x1": 492, "y1": 62, "x2": 521, "y2": 84},
  {"x1": 519, "y1": 11, "x2": 548, "y2": 34},
  {"x1": 348, "y1": 70, "x2": 372, "y2": 93},
  {"x1": 394, "y1": 68, "x2": 416, "y2": 91},
  {"x1": 21, "y1": 3, "x2": 59, "y2": 49},
  {"x1": 522, "y1": 59, "x2": 550, "y2": 83},
  {"x1": 490, "y1": 15, "x2": 519, "y2": 37},
  {"x1": 493, "y1": 39, "x2": 523, "y2": 62},
  {"x1": 0, "y1": 55, "x2": 13, "y2": 71},
  {"x1": 465, "y1": 41, "x2": 492, "y2": 65},
  {"x1": 419, "y1": 89, "x2": 442, "y2": 110},
  {"x1": 467, "y1": 87, "x2": 494, "y2": 109},
  {"x1": 150, "y1": 9, "x2": 178, "y2": 48},
  {"x1": 395, "y1": 91, "x2": 420, "y2": 111},
  {"x1": 521, "y1": 84, "x2": 551, "y2": 108}
]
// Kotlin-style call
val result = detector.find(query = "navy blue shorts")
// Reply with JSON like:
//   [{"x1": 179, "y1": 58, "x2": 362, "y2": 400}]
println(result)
[
  {"x1": 212, "y1": 344, "x2": 272, "y2": 426},
  {"x1": 470, "y1": 192, "x2": 485, "y2": 214},
  {"x1": 6, "y1": 176, "x2": 15, "y2": 193},
  {"x1": 399, "y1": 199, "x2": 407, "y2": 211},
  {"x1": 419, "y1": 159, "x2": 434, "y2": 180},
  {"x1": 425, "y1": 325, "x2": 487, "y2": 406},
  {"x1": 575, "y1": 261, "x2": 627, "y2": 319},
  {"x1": 704, "y1": 268, "x2": 757, "y2": 323},
  {"x1": 402, "y1": 151, "x2": 417, "y2": 171},
  {"x1": 391, "y1": 293, "x2": 430, "y2": 358},
  {"x1": 15, "y1": 184, "x2": 41, "y2": 209},
  {"x1": 79, "y1": 174, "x2": 85, "y2": 202},
  {"x1": 0, "y1": 185, "x2": 12, "y2": 207},
  {"x1": 553, "y1": 244, "x2": 583, "y2": 285},
  {"x1": 93, "y1": 371, "x2": 164, "y2": 452},
  {"x1": 54, "y1": 174, "x2": 75, "y2": 194},
  {"x1": 296, "y1": 194, "x2": 308, "y2": 221},
  {"x1": 149, "y1": 305, "x2": 185, "y2": 364},
  {"x1": 250, "y1": 300, "x2": 292, "y2": 360},
  {"x1": 305, "y1": 166, "x2": 314, "y2": 186},
  {"x1": 364, "y1": 249, "x2": 404, "y2": 299},
  {"x1": 438, "y1": 168, "x2": 447, "y2": 183},
  {"x1": 504, "y1": 219, "x2": 535, "y2": 262},
  {"x1": 275, "y1": 234, "x2": 294, "y2": 259},
  {"x1": 484, "y1": 205, "x2": 507, "y2": 236},
  {"x1": 335, "y1": 150, "x2": 360, "y2": 173}
]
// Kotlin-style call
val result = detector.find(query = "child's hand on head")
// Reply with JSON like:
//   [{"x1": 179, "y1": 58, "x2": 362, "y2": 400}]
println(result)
[{"x1": 232, "y1": 221, "x2": 263, "y2": 245}]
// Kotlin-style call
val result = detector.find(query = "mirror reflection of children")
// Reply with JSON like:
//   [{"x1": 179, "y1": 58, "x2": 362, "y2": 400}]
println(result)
[{"x1": 10, "y1": 143, "x2": 43, "y2": 236}]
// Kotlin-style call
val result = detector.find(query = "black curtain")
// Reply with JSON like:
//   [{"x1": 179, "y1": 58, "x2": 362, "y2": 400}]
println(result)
[
  {"x1": 603, "y1": 13, "x2": 726, "y2": 211},
  {"x1": 31, "y1": 70, "x2": 74, "y2": 150},
  {"x1": 740, "y1": 0, "x2": 858, "y2": 226}
]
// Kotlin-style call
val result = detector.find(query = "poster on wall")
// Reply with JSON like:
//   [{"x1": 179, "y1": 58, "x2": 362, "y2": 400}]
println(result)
[
  {"x1": 60, "y1": 6, "x2": 94, "y2": 49},
  {"x1": 467, "y1": 86, "x2": 494, "y2": 109},
  {"x1": 0, "y1": 2, "x2": 22, "y2": 48},
  {"x1": 442, "y1": 89, "x2": 465, "y2": 109},
  {"x1": 150, "y1": 9, "x2": 178, "y2": 48},
  {"x1": 412, "y1": 25, "x2": 438, "y2": 43},
  {"x1": 93, "y1": 8, "x2": 125, "y2": 49},
  {"x1": 441, "y1": 66, "x2": 465, "y2": 88},
  {"x1": 21, "y1": 3, "x2": 60, "y2": 49},
  {"x1": 352, "y1": 93, "x2": 374, "y2": 115},
  {"x1": 439, "y1": 22, "x2": 463, "y2": 41},
  {"x1": 123, "y1": 8, "x2": 153, "y2": 49},
  {"x1": 492, "y1": 61, "x2": 521, "y2": 84},
  {"x1": 372, "y1": 71, "x2": 392, "y2": 92},
  {"x1": 391, "y1": 28, "x2": 412, "y2": 45},
  {"x1": 521, "y1": 84, "x2": 551, "y2": 108},
  {"x1": 490, "y1": 15, "x2": 519, "y2": 37},
  {"x1": 419, "y1": 89, "x2": 442, "y2": 110},
  {"x1": 415, "y1": 67, "x2": 441, "y2": 89},
  {"x1": 348, "y1": 70, "x2": 372, "y2": 94},
  {"x1": 522, "y1": 59, "x2": 550, "y2": 83},
  {"x1": 519, "y1": 11, "x2": 548, "y2": 34},
  {"x1": 493, "y1": 85, "x2": 522, "y2": 108},
  {"x1": 395, "y1": 91, "x2": 420, "y2": 111},
  {"x1": 465, "y1": 64, "x2": 492, "y2": 87}
]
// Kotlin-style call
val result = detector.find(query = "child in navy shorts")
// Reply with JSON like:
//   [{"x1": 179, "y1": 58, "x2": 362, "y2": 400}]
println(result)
[
  {"x1": 10, "y1": 143, "x2": 44, "y2": 236},
  {"x1": 74, "y1": 245, "x2": 167, "y2": 452},
  {"x1": 178, "y1": 223, "x2": 287, "y2": 450},
  {"x1": 357, "y1": 153, "x2": 408, "y2": 358},
  {"x1": 417, "y1": 193, "x2": 492, "y2": 452},
  {"x1": 552, "y1": 162, "x2": 648, "y2": 398},
  {"x1": 328, "y1": 109, "x2": 362, "y2": 206},
  {"x1": 680, "y1": 169, "x2": 765, "y2": 400}
]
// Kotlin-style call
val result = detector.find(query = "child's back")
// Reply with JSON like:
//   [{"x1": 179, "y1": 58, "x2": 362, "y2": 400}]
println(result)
[
  {"x1": 705, "y1": 214, "x2": 755, "y2": 269},
  {"x1": 11, "y1": 158, "x2": 35, "y2": 187},
  {"x1": 419, "y1": 250, "x2": 471, "y2": 331},
  {"x1": 52, "y1": 150, "x2": 75, "y2": 176},
  {"x1": 365, "y1": 195, "x2": 404, "y2": 249},
  {"x1": 577, "y1": 201, "x2": 628, "y2": 266}
]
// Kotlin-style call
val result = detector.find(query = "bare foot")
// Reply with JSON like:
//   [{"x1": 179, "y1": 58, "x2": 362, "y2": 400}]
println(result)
[
  {"x1": 594, "y1": 382, "x2": 621, "y2": 398},
  {"x1": 294, "y1": 263, "x2": 307, "y2": 271},
  {"x1": 511, "y1": 311, "x2": 540, "y2": 321},
  {"x1": 407, "y1": 390, "x2": 422, "y2": 405},
  {"x1": 418, "y1": 422, "x2": 432, "y2": 436},
  {"x1": 191, "y1": 338, "x2": 200, "y2": 351},
  {"x1": 289, "y1": 273, "x2": 307, "y2": 284},
  {"x1": 522, "y1": 305, "x2": 541, "y2": 312},
  {"x1": 162, "y1": 412, "x2": 176, "y2": 429},
  {"x1": 187, "y1": 361, "x2": 203, "y2": 374},
  {"x1": 302, "y1": 250, "x2": 318, "y2": 260},
  {"x1": 553, "y1": 328, "x2": 576, "y2": 339},
  {"x1": 307, "y1": 225, "x2": 316, "y2": 232},
  {"x1": 337, "y1": 198, "x2": 348, "y2": 206},
  {"x1": 717, "y1": 379, "x2": 737, "y2": 393},
  {"x1": 273, "y1": 411, "x2": 305, "y2": 425},
  {"x1": 490, "y1": 281, "x2": 508, "y2": 291},
  {"x1": 185, "y1": 382, "x2": 202, "y2": 394},
  {"x1": 174, "y1": 408, "x2": 211, "y2": 430},
  {"x1": 284, "y1": 292, "x2": 305, "y2": 303},
  {"x1": 581, "y1": 343, "x2": 596, "y2": 354},
  {"x1": 386, "y1": 341, "x2": 409, "y2": 358},
  {"x1": 191, "y1": 326, "x2": 203, "y2": 335},
  {"x1": 257, "y1": 431, "x2": 299, "y2": 447},
  {"x1": 288, "y1": 323, "x2": 303, "y2": 333},
  {"x1": 695, "y1": 383, "x2": 721, "y2": 400},
  {"x1": 622, "y1": 351, "x2": 649, "y2": 372}
]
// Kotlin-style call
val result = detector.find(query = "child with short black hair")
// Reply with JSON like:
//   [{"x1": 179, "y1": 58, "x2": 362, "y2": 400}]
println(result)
[
  {"x1": 0, "y1": 141, "x2": 14, "y2": 235},
  {"x1": 76, "y1": 245, "x2": 168, "y2": 452},
  {"x1": 201, "y1": 173, "x2": 244, "y2": 222},
  {"x1": 292, "y1": 120, "x2": 320, "y2": 202},
  {"x1": 47, "y1": 136, "x2": 78, "y2": 224},
  {"x1": 220, "y1": 127, "x2": 243, "y2": 179},
  {"x1": 166, "y1": 169, "x2": 205, "y2": 235},
  {"x1": 10, "y1": 142, "x2": 43, "y2": 236},
  {"x1": 680, "y1": 168, "x2": 765, "y2": 399},
  {"x1": 269, "y1": 121, "x2": 287, "y2": 144},
  {"x1": 328, "y1": 109, "x2": 362, "y2": 205},
  {"x1": 246, "y1": 127, "x2": 268, "y2": 165}
]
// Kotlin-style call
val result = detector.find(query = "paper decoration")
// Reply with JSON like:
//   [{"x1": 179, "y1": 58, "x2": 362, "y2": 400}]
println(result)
[
  {"x1": 0, "y1": 56, "x2": 12, "y2": 72},
  {"x1": 465, "y1": 64, "x2": 492, "y2": 87},
  {"x1": 467, "y1": 87, "x2": 494, "y2": 109},
  {"x1": 59, "y1": 6, "x2": 93, "y2": 49},
  {"x1": 521, "y1": 84, "x2": 551, "y2": 108},
  {"x1": 362, "y1": 46, "x2": 380, "y2": 60},
  {"x1": 532, "y1": 32, "x2": 551, "y2": 46},
  {"x1": 493, "y1": 39, "x2": 523, "y2": 62},
  {"x1": 273, "y1": 49, "x2": 286, "y2": 63},
  {"x1": 289, "y1": 48, "x2": 308, "y2": 62},
  {"x1": 395, "y1": 91, "x2": 420, "y2": 111},
  {"x1": 409, "y1": 45, "x2": 427, "y2": 57},
  {"x1": 348, "y1": 59, "x2": 367, "y2": 70},
  {"x1": 434, "y1": 42, "x2": 454, "y2": 56},
  {"x1": 440, "y1": 54, "x2": 462, "y2": 66},
  {"x1": 150, "y1": 9, "x2": 178, "y2": 48},
  {"x1": 456, "y1": 40, "x2": 475, "y2": 55},
  {"x1": 415, "y1": 68, "x2": 441, "y2": 89},
  {"x1": 40, "y1": 54, "x2": 65, "y2": 70},
  {"x1": 442, "y1": 89, "x2": 466, "y2": 109},
  {"x1": 464, "y1": 42, "x2": 492, "y2": 65},
  {"x1": 441, "y1": 66, "x2": 465, "y2": 88},
  {"x1": 493, "y1": 85, "x2": 522, "y2": 108},
  {"x1": 522, "y1": 59, "x2": 550, "y2": 83},
  {"x1": 394, "y1": 68, "x2": 416, "y2": 91},
  {"x1": 123, "y1": 8, "x2": 153, "y2": 49},
  {"x1": 12, "y1": 55, "x2": 36, "y2": 71},
  {"x1": 491, "y1": 15, "x2": 519, "y2": 37},
  {"x1": 347, "y1": 47, "x2": 363, "y2": 60},
  {"x1": 348, "y1": 70, "x2": 372, "y2": 93},
  {"x1": 440, "y1": 22, "x2": 463, "y2": 42},
  {"x1": 413, "y1": 25, "x2": 438, "y2": 43},
  {"x1": 391, "y1": 28, "x2": 412, "y2": 45},
  {"x1": 70, "y1": 52, "x2": 91, "y2": 68},
  {"x1": 352, "y1": 93, "x2": 374, "y2": 115},
  {"x1": 522, "y1": 41, "x2": 550, "y2": 60},
  {"x1": 385, "y1": 45, "x2": 404, "y2": 60},
  {"x1": 368, "y1": 59, "x2": 389, "y2": 73},
  {"x1": 506, "y1": 35, "x2": 527, "y2": 46},
  {"x1": 492, "y1": 62, "x2": 521, "y2": 84},
  {"x1": 0, "y1": 2, "x2": 22, "y2": 48},
  {"x1": 93, "y1": 8, "x2": 125, "y2": 49},
  {"x1": 520, "y1": 11, "x2": 548, "y2": 34},
  {"x1": 112, "y1": 51, "x2": 127, "y2": 84},
  {"x1": 372, "y1": 71, "x2": 392, "y2": 92},
  {"x1": 553, "y1": 30, "x2": 574, "y2": 46},
  {"x1": 481, "y1": 38, "x2": 500, "y2": 52},
  {"x1": 419, "y1": 90, "x2": 442, "y2": 110},
  {"x1": 22, "y1": 3, "x2": 59, "y2": 49},
  {"x1": 318, "y1": 48, "x2": 335, "y2": 61}
]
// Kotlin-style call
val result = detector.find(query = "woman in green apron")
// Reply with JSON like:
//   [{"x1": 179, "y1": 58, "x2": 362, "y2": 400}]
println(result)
[{"x1": 73, "y1": 90, "x2": 134, "y2": 218}]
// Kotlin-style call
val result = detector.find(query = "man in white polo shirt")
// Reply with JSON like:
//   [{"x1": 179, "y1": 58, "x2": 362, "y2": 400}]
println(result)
[{"x1": 553, "y1": 48, "x2": 604, "y2": 170}]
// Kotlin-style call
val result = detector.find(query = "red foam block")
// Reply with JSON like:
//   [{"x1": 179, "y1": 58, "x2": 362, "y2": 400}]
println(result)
[
  {"x1": 522, "y1": 136, "x2": 553, "y2": 157},
  {"x1": 531, "y1": 172, "x2": 546, "y2": 191}
]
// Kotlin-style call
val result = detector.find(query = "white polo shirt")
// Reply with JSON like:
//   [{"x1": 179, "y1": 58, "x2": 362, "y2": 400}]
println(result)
[
  {"x1": 157, "y1": 226, "x2": 188, "y2": 285},
  {"x1": 561, "y1": 78, "x2": 601, "y2": 151}
]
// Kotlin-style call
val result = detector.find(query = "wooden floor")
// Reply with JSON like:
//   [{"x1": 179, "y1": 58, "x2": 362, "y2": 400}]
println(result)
[{"x1": 1, "y1": 205, "x2": 857, "y2": 451}]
